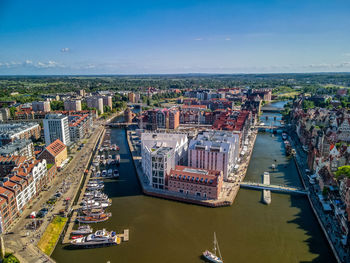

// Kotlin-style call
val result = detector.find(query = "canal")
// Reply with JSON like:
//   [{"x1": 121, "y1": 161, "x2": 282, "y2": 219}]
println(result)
[{"x1": 52, "y1": 102, "x2": 335, "y2": 263}]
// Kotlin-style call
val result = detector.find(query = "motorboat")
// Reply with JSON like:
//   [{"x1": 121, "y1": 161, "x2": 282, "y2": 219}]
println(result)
[
  {"x1": 282, "y1": 132, "x2": 288, "y2": 140},
  {"x1": 108, "y1": 169, "x2": 113, "y2": 176},
  {"x1": 71, "y1": 225, "x2": 93, "y2": 235},
  {"x1": 70, "y1": 229, "x2": 117, "y2": 247},
  {"x1": 113, "y1": 169, "x2": 119, "y2": 178},
  {"x1": 71, "y1": 235, "x2": 84, "y2": 239},
  {"x1": 202, "y1": 232, "x2": 223, "y2": 263}
]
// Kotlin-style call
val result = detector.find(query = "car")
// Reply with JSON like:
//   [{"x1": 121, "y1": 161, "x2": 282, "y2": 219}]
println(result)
[{"x1": 37, "y1": 209, "x2": 48, "y2": 218}]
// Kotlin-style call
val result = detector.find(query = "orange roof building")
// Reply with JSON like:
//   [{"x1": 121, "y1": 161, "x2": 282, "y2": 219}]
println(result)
[{"x1": 38, "y1": 139, "x2": 67, "y2": 168}]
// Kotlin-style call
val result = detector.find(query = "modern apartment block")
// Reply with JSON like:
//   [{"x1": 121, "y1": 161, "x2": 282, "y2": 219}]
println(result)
[
  {"x1": 64, "y1": 99, "x2": 82, "y2": 111},
  {"x1": 167, "y1": 165, "x2": 223, "y2": 199},
  {"x1": 43, "y1": 114, "x2": 71, "y2": 146},
  {"x1": 32, "y1": 101, "x2": 51, "y2": 112},
  {"x1": 188, "y1": 131, "x2": 240, "y2": 180},
  {"x1": 0, "y1": 123, "x2": 41, "y2": 146},
  {"x1": 144, "y1": 108, "x2": 180, "y2": 130},
  {"x1": 0, "y1": 139, "x2": 34, "y2": 159},
  {"x1": 86, "y1": 97, "x2": 104, "y2": 114},
  {"x1": 99, "y1": 95, "x2": 113, "y2": 109},
  {"x1": 68, "y1": 114, "x2": 92, "y2": 142},
  {"x1": 141, "y1": 132, "x2": 188, "y2": 189}
]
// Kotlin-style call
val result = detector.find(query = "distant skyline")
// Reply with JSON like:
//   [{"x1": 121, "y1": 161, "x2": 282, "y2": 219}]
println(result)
[{"x1": 1, "y1": 0, "x2": 350, "y2": 75}]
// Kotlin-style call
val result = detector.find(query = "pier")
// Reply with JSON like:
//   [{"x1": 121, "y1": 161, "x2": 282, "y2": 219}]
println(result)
[{"x1": 240, "y1": 181, "x2": 308, "y2": 195}]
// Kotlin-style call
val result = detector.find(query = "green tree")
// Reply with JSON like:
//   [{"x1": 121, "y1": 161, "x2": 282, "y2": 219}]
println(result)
[
  {"x1": 9, "y1": 107, "x2": 16, "y2": 119},
  {"x1": 50, "y1": 100, "x2": 64, "y2": 111},
  {"x1": 335, "y1": 165, "x2": 350, "y2": 179}
]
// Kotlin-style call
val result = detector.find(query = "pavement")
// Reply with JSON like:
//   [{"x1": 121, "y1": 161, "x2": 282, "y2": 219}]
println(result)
[
  {"x1": 3, "y1": 123, "x2": 105, "y2": 263},
  {"x1": 289, "y1": 130, "x2": 349, "y2": 263}
]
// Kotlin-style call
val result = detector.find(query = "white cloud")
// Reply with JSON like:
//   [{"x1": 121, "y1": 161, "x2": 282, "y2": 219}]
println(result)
[
  {"x1": 61, "y1": 48, "x2": 70, "y2": 52},
  {"x1": 225, "y1": 38, "x2": 231, "y2": 41},
  {"x1": 342, "y1": 53, "x2": 350, "y2": 57},
  {"x1": 194, "y1": 38, "x2": 203, "y2": 41}
]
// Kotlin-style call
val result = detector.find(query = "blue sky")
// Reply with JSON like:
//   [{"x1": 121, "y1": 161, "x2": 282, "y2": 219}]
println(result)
[{"x1": 0, "y1": 0, "x2": 350, "y2": 74}]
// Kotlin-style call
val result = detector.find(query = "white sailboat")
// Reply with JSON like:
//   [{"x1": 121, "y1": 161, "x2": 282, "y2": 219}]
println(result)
[{"x1": 202, "y1": 232, "x2": 223, "y2": 263}]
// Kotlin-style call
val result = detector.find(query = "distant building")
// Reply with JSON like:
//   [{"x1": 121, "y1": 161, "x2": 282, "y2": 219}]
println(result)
[
  {"x1": 0, "y1": 108, "x2": 10, "y2": 122},
  {"x1": 188, "y1": 131, "x2": 240, "y2": 180},
  {"x1": 38, "y1": 139, "x2": 68, "y2": 168},
  {"x1": 78, "y1": 89, "x2": 86, "y2": 97},
  {"x1": 43, "y1": 114, "x2": 71, "y2": 146},
  {"x1": 64, "y1": 99, "x2": 82, "y2": 111},
  {"x1": 32, "y1": 101, "x2": 51, "y2": 112},
  {"x1": 99, "y1": 96, "x2": 113, "y2": 109},
  {"x1": 124, "y1": 108, "x2": 133, "y2": 124},
  {"x1": 86, "y1": 97, "x2": 104, "y2": 114},
  {"x1": 68, "y1": 114, "x2": 92, "y2": 142},
  {"x1": 144, "y1": 108, "x2": 180, "y2": 130},
  {"x1": 167, "y1": 165, "x2": 223, "y2": 199},
  {"x1": 128, "y1": 92, "x2": 136, "y2": 103},
  {"x1": 0, "y1": 123, "x2": 41, "y2": 146},
  {"x1": 0, "y1": 139, "x2": 34, "y2": 159}
]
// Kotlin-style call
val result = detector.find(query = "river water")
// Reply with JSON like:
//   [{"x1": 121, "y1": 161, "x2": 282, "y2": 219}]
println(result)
[{"x1": 52, "y1": 101, "x2": 335, "y2": 263}]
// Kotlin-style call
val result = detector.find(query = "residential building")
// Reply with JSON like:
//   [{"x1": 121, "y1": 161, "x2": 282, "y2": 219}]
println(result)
[
  {"x1": 141, "y1": 132, "x2": 188, "y2": 189},
  {"x1": 167, "y1": 165, "x2": 223, "y2": 199},
  {"x1": 38, "y1": 139, "x2": 67, "y2": 168},
  {"x1": 100, "y1": 96, "x2": 113, "y2": 109},
  {"x1": 32, "y1": 101, "x2": 51, "y2": 112},
  {"x1": 86, "y1": 97, "x2": 104, "y2": 114},
  {"x1": 43, "y1": 114, "x2": 71, "y2": 146},
  {"x1": 78, "y1": 89, "x2": 86, "y2": 97},
  {"x1": 0, "y1": 108, "x2": 10, "y2": 122},
  {"x1": 0, "y1": 139, "x2": 34, "y2": 159},
  {"x1": 188, "y1": 131, "x2": 240, "y2": 180},
  {"x1": 124, "y1": 108, "x2": 133, "y2": 124},
  {"x1": 0, "y1": 123, "x2": 41, "y2": 146},
  {"x1": 128, "y1": 92, "x2": 136, "y2": 103},
  {"x1": 68, "y1": 114, "x2": 92, "y2": 142},
  {"x1": 64, "y1": 99, "x2": 82, "y2": 111}
]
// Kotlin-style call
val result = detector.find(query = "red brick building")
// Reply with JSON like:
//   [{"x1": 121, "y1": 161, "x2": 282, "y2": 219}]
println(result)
[{"x1": 167, "y1": 165, "x2": 223, "y2": 199}]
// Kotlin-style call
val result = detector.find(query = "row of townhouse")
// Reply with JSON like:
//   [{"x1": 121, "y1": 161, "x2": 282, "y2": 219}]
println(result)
[
  {"x1": 0, "y1": 156, "x2": 51, "y2": 233},
  {"x1": 290, "y1": 98, "x2": 350, "y2": 240}
]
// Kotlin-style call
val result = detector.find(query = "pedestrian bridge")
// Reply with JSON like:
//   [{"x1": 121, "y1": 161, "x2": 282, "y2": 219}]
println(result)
[{"x1": 240, "y1": 181, "x2": 308, "y2": 195}]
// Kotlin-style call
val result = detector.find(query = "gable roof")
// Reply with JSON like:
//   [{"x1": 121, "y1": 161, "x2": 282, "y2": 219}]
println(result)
[{"x1": 43, "y1": 139, "x2": 66, "y2": 157}]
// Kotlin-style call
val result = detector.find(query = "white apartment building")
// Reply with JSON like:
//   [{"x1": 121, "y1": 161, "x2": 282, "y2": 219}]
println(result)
[
  {"x1": 64, "y1": 99, "x2": 82, "y2": 111},
  {"x1": 43, "y1": 114, "x2": 71, "y2": 146},
  {"x1": 141, "y1": 132, "x2": 188, "y2": 165},
  {"x1": 188, "y1": 131, "x2": 240, "y2": 180}
]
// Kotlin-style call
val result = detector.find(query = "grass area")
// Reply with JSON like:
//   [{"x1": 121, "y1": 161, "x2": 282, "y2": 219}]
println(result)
[
  {"x1": 37, "y1": 216, "x2": 67, "y2": 255},
  {"x1": 276, "y1": 91, "x2": 300, "y2": 98}
]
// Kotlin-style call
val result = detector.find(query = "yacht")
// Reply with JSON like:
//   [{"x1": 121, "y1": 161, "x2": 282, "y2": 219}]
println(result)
[
  {"x1": 202, "y1": 232, "x2": 223, "y2": 263},
  {"x1": 71, "y1": 225, "x2": 93, "y2": 235},
  {"x1": 76, "y1": 213, "x2": 111, "y2": 224},
  {"x1": 113, "y1": 169, "x2": 119, "y2": 178},
  {"x1": 70, "y1": 229, "x2": 117, "y2": 247}
]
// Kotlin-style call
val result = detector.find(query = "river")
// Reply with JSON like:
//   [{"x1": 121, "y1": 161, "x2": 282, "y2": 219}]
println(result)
[{"x1": 52, "y1": 101, "x2": 335, "y2": 263}]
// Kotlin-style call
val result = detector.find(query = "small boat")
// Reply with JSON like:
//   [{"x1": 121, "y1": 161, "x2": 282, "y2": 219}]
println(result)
[
  {"x1": 202, "y1": 232, "x2": 223, "y2": 263},
  {"x1": 271, "y1": 164, "x2": 275, "y2": 169},
  {"x1": 113, "y1": 169, "x2": 119, "y2": 178},
  {"x1": 71, "y1": 225, "x2": 93, "y2": 235},
  {"x1": 282, "y1": 132, "x2": 288, "y2": 140},
  {"x1": 71, "y1": 235, "x2": 84, "y2": 239}
]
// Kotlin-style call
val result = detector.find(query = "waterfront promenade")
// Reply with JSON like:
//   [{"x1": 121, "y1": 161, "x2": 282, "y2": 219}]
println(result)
[{"x1": 126, "y1": 128, "x2": 257, "y2": 207}]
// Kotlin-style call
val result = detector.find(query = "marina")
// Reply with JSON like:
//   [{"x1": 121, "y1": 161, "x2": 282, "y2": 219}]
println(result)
[{"x1": 52, "y1": 102, "x2": 335, "y2": 263}]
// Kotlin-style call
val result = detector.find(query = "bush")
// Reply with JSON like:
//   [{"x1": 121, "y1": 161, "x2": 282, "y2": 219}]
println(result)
[{"x1": 3, "y1": 253, "x2": 20, "y2": 263}]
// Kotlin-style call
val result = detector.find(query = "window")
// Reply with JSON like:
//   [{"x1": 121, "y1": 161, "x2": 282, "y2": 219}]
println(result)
[
  {"x1": 196, "y1": 192, "x2": 201, "y2": 197},
  {"x1": 179, "y1": 189, "x2": 184, "y2": 193}
]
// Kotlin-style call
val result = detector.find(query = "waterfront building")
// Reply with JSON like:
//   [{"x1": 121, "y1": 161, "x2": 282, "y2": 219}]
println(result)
[
  {"x1": 0, "y1": 188, "x2": 18, "y2": 233},
  {"x1": 143, "y1": 108, "x2": 180, "y2": 130},
  {"x1": 86, "y1": 97, "x2": 104, "y2": 114},
  {"x1": 0, "y1": 123, "x2": 41, "y2": 146},
  {"x1": 38, "y1": 139, "x2": 67, "y2": 168},
  {"x1": 124, "y1": 108, "x2": 133, "y2": 124},
  {"x1": 0, "y1": 139, "x2": 34, "y2": 159},
  {"x1": 167, "y1": 165, "x2": 223, "y2": 199},
  {"x1": 188, "y1": 131, "x2": 240, "y2": 180},
  {"x1": 64, "y1": 99, "x2": 82, "y2": 111},
  {"x1": 141, "y1": 132, "x2": 188, "y2": 189},
  {"x1": 43, "y1": 114, "x2": 71, "y2": 146},
  {"x1": 32, "y1": 101, "x2": 51, "y2": 112}
]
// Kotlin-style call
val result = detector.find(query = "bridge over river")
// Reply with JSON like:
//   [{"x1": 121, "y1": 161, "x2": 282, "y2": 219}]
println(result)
[{"x1": 240, "y1": 181, "x2": 308, "y2": 195}]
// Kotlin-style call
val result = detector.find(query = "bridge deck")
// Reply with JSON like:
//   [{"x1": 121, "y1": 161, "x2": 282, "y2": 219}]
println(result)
[{"x1": 240, "y1": 181, "x2": 308, "y2": 195}]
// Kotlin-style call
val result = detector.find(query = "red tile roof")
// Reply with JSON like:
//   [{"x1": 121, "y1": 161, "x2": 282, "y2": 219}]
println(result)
[{"x1": 45, "y1": 139, "x2": 66, "y2": 157}]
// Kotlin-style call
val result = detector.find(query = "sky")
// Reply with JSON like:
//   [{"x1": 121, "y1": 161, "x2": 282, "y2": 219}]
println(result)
[{"x1": 0, "y1": 0, "x2": 350, "y2": 75}]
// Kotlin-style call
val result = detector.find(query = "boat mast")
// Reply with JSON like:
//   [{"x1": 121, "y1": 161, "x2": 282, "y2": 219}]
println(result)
[
  {"x1": 213, "y1": 232, "x2": 217, "y2": 255},
  {"x1": 216, "y1": 233, "x2": 223, "y2": 260}
]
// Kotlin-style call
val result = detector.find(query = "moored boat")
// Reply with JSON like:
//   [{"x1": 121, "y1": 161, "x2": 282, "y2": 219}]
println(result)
[
  {"x1": 71, "y1": 225, "x2": 93, "y2": 235},
  {"x1": 70, "y1": 229, "x2": 117, "y2": 248},
  {"x1": 76, "y1": 213, "x2": 111, "y2": 224}
]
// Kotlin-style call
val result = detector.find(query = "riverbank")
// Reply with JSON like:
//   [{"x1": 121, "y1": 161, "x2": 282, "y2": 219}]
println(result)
[{"x1": 126, "y1": 128, "x2": 257, "y2": 207}]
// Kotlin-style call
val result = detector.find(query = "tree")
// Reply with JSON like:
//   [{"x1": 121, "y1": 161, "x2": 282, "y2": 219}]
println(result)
[
  {"x1": 50, "y1": 101, "x2": 64, "y2": 111},
  {"x1": 9, "y1": 107, "x2": 16, "y2": 119},
  {"x1": 335, "y1": 166, "x2": 350, "y2": 179},
  {"x1": 103, "y1": 105, "x2": 111, "y2": 113}
]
